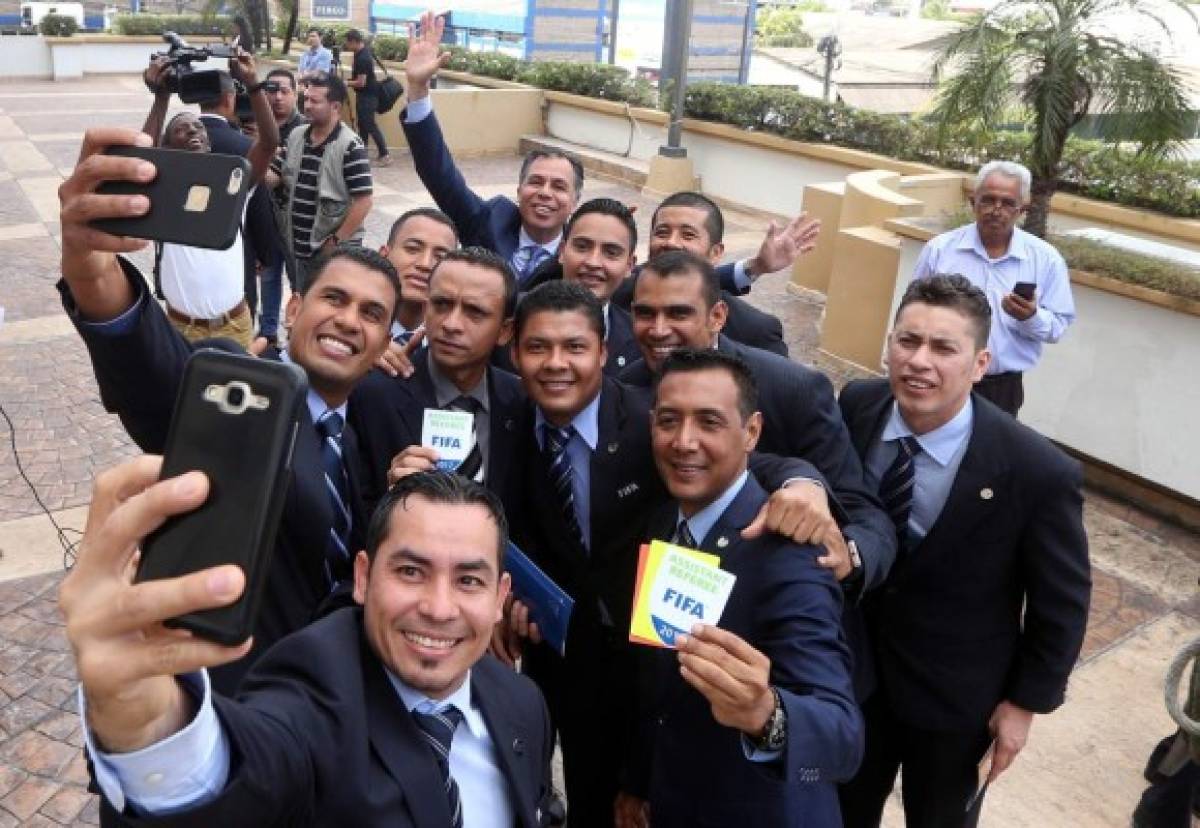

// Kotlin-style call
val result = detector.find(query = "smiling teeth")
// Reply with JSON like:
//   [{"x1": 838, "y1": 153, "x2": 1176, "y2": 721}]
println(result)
[
  {"x1": 319, "y1": 335, "x2": 353, "y2": 355},
  {"x1": 405, "y1": 632, "x2": 456, "y2": 649}
]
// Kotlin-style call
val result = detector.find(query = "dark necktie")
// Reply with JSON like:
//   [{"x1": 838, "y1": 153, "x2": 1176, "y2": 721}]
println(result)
[
  {"x1": 879, "y1": 435, "x2": 921, "y2": 550},
  {"x1": 449, "y1": 395, "x2": 484, "y2": 481},
  {"x1": 513, "y1": 243, "x2": 547, "y2": 281},
  {"x1": 672, "y1": 518, "x2": 697, "y2": 548},
  {"x1": 412, "y1": 705, "x2": 465, "y2": 828},
  {"x1": 316, "y1": 410, "x2": 351, "y2": 586},
  {"x1": 543, "y1": 424, "x2": 584, "y2": 548}
]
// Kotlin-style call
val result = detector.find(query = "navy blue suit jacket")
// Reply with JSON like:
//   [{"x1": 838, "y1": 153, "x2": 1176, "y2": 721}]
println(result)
[
  {"x1": 59, "y1": 260, "x2": 367, "y2": 693},
  {"x1": 839, "y1": 379, "x2": 1091, "y2": 732},
  {"x1": 628, "y1": 476, "x2": 862, "y2": 827},
  {"x1": 348, "y1": 350, "x2": 526, "y2": 514},
  {"x1": 98, "y1": 608, "x2": 556, "y2": 827}
]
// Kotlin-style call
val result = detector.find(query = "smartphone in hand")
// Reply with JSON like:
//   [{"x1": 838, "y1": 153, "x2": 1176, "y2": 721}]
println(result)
[
  {"x1": 136, "y1": 350, "x2": 306, "y2": 645},
  {"x1": 91, "y1": 146, "x2": 251, "y2": 250},
  {"x1": 1012, "y1": 281, "x2": 1036, "y2": 301}
]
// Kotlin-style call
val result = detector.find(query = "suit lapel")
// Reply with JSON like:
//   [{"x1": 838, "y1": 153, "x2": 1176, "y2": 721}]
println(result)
[
  {"x1": 472, "y1": 660, "x2": 540, "y2": 828},
  {"x1": 484, "y1": 368, "x2": 521, "y2": 493},
  {"x1": 588, "y1": 378, "x2": 637, "y2": 563},
  {"x1": 846, "y1": 380, "x2": 893, "y2": 461},
  {"x1": 360, "y1": 637, "x2": 452, "y2": 828}
]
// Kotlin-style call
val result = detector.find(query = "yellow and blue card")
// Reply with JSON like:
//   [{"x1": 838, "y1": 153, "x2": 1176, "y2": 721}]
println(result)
[{"x1": 629, "y1": 540, "x2": 737, "y2": 648}]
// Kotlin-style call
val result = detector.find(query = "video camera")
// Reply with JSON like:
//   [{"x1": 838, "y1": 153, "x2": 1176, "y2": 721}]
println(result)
[{"x1": 153, "y1": 32, "x2": 240, "y2": 104}]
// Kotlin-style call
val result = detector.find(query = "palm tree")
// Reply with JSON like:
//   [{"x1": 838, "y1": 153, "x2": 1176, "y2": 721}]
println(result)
[{"x1": 930, "y1": 0, "x2": 1197, "y2": 237}]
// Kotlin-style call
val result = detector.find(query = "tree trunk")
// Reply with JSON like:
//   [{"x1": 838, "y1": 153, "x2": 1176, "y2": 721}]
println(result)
[
  {"x1": 282, "y1": 0, "x2": 299, "y2": 57},
  {"x1": 1023, "y1": 174, "x2": 1056, "y2": 238}
]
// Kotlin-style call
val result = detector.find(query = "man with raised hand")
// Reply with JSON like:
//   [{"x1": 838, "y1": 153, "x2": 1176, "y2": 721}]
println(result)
[
  {"x1": 57, "y1": 127, "x2": 397, "y2": 690},
  {"x1": 63, "y1": 466, "x2": 558, "y2": 826}
]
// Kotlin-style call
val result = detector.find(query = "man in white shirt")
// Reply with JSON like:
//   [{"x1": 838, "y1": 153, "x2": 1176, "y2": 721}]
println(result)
[{"x1": 912, "y1": 160, "x2": 1076, "y2": 415}]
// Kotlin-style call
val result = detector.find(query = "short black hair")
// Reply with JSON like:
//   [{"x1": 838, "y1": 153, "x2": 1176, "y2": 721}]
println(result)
[
  {"x1": 344, "y1": 28, "x2": 364, "y2": 43},
  {"x1": 307, "y1": 72, "x2": 348, "y2": 104},
  {"x1": 656, "y1": 347, "x2": 758, "y2": 422},
  {"x1": 306, "y1": 26, "x2": 322, "y2": 36},
  {"x1": 564, "y1": 197, "x2": 637, "y2": 251},
  {"x1": 266, "y1": 67, "x2": 296, "y2": 89},
  {"x1": 432, "y1": 246, "x2": 519, "y2": 318},
  {"x1": 652, "y1": 191, "x2": 725, "y2": 245},
  {"x1": 387, "y1": 207, "x2": 459, "y2": 246},
  {"x1": 365, "y1": 471, "x2": 508, "y2": 568},
  {"x1": 636, "y1": 249, "x2": 722, "y2": 310},
  {"x1": 519, "y1": 149, "x2": 584, "y2": 197},
  {"x1": 896, "y1": 274, "x2": 993, "y2": 350},
  {"x1": 303, "y1": 243, "x2": 401, "y2": 320},
  {"x1": 514, "y1": 280, "x2": 606, "y2": 344}
]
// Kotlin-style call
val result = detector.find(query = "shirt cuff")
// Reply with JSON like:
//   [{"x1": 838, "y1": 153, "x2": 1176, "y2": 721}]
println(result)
[
  {"x1": 740, "y1": 733, "x2": 783, "y2": 763},
  {"x1": 405, "y1": 95, "x2": 433, "y2": 123},
  {"x1": 1016, "y1": 305, "x2": 1053, "y2": 340},
  {"x1": 74, "y1": 270, "x2": 147, "y2": 336},
  {"x1": 82, "y1": 671, "x2": 231, "y2": 816},
  {"x1": 733, "y1": 259, "x2": 755, "y2": 290}
]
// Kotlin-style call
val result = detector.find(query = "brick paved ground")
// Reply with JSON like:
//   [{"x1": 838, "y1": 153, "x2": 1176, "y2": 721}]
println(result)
[{"x1": 0, "y1": 76, "x2": 1197, "y2": 826}]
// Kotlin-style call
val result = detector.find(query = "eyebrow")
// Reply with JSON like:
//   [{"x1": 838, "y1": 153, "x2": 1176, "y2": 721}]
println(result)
[{"x1": 386, "y1": 548, "x2": 495, "y2": 575}]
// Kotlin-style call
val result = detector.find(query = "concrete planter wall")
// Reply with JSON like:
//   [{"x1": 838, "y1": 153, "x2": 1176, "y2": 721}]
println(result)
[
  {"x1": 0, "y1": 36, "x2": 54, "y2": 78},
  {"x1": 0, "y1": 35, "x2": 230, "y2": 81}
]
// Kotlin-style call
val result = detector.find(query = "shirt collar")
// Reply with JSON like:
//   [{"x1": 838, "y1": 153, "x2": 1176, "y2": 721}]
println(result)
[
  {"x1": 882, "y1": 397, "x2": 974, "y2": 467},
  {"x1": 282, "y1": 349, "x2": 348, "y2": 424},
  {"x1": 387, "y1": 669, "x2": 488, "y2": 740},
  {"x1": 517, "y1": 225, "x2": 562, "y2": 256},
  {"x1": 427, "y1": 352, "x2": 490, "y2": 413},
  {"x1": 678, "y1": 469, "x2": 750, "y2": 546},
  {"x1": 534, "y1": 388, "x2": 601, "y2": 451},
  {"x1": 961, "y1": 222, "x2": 1028, "y2": 263}
]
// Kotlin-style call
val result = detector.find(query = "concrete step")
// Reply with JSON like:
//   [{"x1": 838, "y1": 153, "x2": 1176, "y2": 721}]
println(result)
[{"x1": 519, "y1": 133, "x2": 649, "y2": 190}]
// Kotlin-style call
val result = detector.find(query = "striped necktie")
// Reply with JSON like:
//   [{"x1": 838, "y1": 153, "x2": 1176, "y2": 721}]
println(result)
[
  {"x1": 543, "y1": 424, "x2": 584, "y2": 548},
  {"x1": 879, "y1": 435, "x2": 921, "y2": 550},
  {"x1": 316, "y1": 410, "x2": 351, "y2": 587},
  {"x1": 672, "y1": 518, "x2": 697, "y2": 548},
  {"x1": 412, "y1": 705, "x2": 465, "y2": 828}
]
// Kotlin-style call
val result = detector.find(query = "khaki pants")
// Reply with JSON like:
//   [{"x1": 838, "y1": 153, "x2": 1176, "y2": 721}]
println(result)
[{"x1": 168, "y1": 301, "x2": 253, "y2": 350}]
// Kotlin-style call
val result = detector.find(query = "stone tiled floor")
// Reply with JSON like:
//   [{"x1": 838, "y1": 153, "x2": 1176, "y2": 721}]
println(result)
[{"x1": 0, "y1": 76, "x2": 1196, "y2": 826}]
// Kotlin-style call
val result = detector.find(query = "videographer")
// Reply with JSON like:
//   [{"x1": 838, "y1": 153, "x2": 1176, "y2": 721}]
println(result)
[{"x1": 141, "y1": 47, "x2": 279, "y2": 348}]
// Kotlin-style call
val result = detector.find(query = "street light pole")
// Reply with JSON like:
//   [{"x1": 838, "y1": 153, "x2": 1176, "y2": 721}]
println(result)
[
  {"x1": 660, "y1": 0, "x2": 694, "y2": 157},
  {"x1": 608, "y1": 0, "x2": 621, "y2": 65}
]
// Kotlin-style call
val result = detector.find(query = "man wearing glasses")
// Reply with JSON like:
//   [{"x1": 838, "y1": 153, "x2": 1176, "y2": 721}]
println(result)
[{"x1": 911, "y1": 161, "x2": 1076, "y2": 416}]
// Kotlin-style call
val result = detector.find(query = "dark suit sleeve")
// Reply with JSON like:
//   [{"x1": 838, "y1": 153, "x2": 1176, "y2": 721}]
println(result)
[
  {"x1": 783, "y1": 370, "x2": 896, "y2": 593},
  {"x1": 400, "y1": 109, "x2": 491, "y2": 243},
  {"x1": 715, "y1": 262, "x2": 750, "y2": 296},
  {"x1": 57, "y1": 259, "x2": 197, "y2": 453},
  {"x1": 721, "y1": 295, "x2": 787, "y2": 356},
  {"x1": 759, "y1": 546, "x2": 863, "y2": 783},
  {"x1": 1006, "y1": 451, "x2": 1091, "y2": 713}
]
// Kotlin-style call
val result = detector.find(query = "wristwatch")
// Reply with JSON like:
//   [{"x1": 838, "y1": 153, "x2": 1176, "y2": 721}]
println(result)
[
  {"x1": 841, "y1": 539, "x2": 863, "y2": 588},
  {"x1": 751, "y1": 687, "x2": 787, "y2": 751}
]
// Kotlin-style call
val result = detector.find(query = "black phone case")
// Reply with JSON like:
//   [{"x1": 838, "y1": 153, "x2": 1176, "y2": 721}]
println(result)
[
  {"x1": 137, "y1": 350, "x2": 306, "y2": 645},
  {"x1": 92, "y1": 146, "x2": 251, "y2": 250}
]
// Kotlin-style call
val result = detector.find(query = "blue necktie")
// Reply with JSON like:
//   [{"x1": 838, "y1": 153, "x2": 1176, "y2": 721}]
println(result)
[
  {"x1": 543, "y1": 424, "x2": 584, "y2": 548},
  {"x1": 412, "y1": 705, "x2": 465, "y2": 828},
  {"x1": 512, "y1": 243, "x2": 547, "y2": 281},
  {"x1": 316, "y1": 410, "x2": 351, "y2": 586},
  {"x1": 879, "y1": 435, "x2": 921, "y2": 550}
]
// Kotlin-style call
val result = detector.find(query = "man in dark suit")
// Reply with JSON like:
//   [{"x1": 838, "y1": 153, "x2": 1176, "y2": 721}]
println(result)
[
  {"x1": 836, "y1": 274, "x2": 1091, "y2": 827},
  {"x1": 616, "y1": 348, "x2": 862, "y2": 827},
  {"x1": 62, "y1": 467, "x2": 559, "y2": 826},
  {"x1": 57, "y1": 128, "x2": 399, "y2": 692},
  {"x1": 621, "y1": 251, "x2": 896, "y2": 643},
  {"x1": 350, "y1": 247, "x2": 525, "y2": 513},
  {"x1": 398, "y1": 11, "x2": 815, "y2": 310},
  {"x1": 516, "y1": 197, "x2": 642, "y2": 375},
  {"x1": 496, "y1": 281, "x2": 836, "y2": 827}
]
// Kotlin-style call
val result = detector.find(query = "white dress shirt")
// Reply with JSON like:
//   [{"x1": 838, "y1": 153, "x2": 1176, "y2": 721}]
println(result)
[{"x1": 913, "y1": 223, "x2": 1075, "y2": 374}]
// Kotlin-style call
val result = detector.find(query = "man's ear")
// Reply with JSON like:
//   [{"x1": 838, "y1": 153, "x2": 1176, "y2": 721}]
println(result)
[
  {"x1": 707, "y1": 242, "x2": 726, "y2": 265},
  {"x1": 284, "y1": 292, "x2": 302, "y2": 328},
  {"x1": 496, "y1": 317, "x2": 515, "y2": 349},
  {"x1": 709, "y1": 299, "x2": 729, "y2": 335}
]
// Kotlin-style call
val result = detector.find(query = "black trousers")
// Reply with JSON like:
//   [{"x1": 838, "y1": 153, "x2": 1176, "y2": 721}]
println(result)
[
  {"x1": 839, "y1": 694, "x2": 993, "y2": 828},
  {"x1": 973, "y1": 371, "x2": 1024, "y2": 417},
  {"x1": 355, "y1": 94, "x2": 389, "y2": 158}
]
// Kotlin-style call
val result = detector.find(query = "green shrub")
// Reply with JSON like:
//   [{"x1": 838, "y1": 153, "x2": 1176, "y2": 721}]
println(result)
[
  {"x1": 683, "y1": 82, "x2": 1200, "y2": 219},
  {"x1": 517, "y1": 61, "x2": 654, "y2": 106},
  {"x1": 39, "y1": 14, "x2": 78, "y2": 36},
  {"x1": 112, "y1": 14, "x2": 231, "y2": 36},
  {"x1": 755, "y1": 6, "x2": 814, "y2": 48},
  {"x1": 1048, "y1": 234, "x2": 1200, "y2": 302}
]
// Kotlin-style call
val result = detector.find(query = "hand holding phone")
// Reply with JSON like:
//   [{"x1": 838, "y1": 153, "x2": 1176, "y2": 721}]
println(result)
[{"x1": 1012, "y1": 281, "x2": 1036, "y2": 301}]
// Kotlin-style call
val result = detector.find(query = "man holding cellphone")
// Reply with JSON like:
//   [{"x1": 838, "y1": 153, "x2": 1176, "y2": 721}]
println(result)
[
  {"x1": 912, "y1": 160, "x2": 1076, "y2": 416},
  {"x1": 61, "y1": 466, "x2": 559, "y2": 825},
  {"x1": 57, "y1": 127, "x2": 398, "y2": 692}
]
